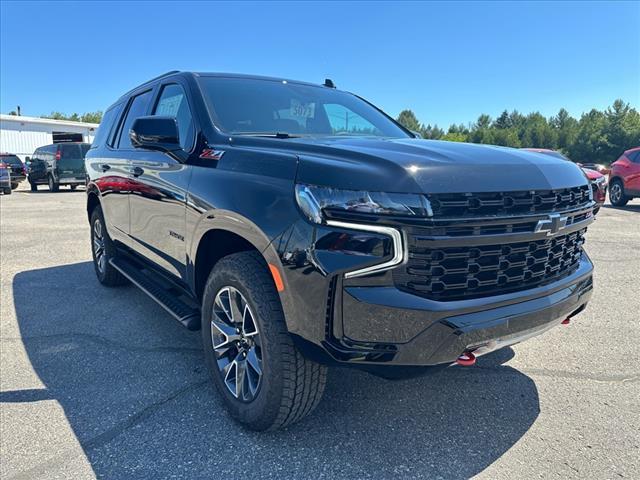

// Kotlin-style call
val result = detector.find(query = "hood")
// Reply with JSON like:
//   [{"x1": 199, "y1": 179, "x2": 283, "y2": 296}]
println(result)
[
  {"x1": 293, "y1": 137, "x2": 589, "y2": 194},
  {"x1": 581, "y1": 167, "x2": 603, "y2": 181}
]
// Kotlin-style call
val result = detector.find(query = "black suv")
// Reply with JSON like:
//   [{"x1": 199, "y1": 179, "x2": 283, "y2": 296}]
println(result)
[
  {"x1": 86, "y1": 71, "x2": 594, "y2": 430},
  {"x1": 28, "y1": 142, "x2": 89, "y2": 191},
  {"x1": 0, "y1": 153, "x2": 26, "y2": 189}
]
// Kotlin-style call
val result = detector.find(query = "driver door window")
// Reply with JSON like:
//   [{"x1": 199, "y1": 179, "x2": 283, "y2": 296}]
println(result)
[{"x1": 153, "y1": 84, "x2": 194, "y2": 151}]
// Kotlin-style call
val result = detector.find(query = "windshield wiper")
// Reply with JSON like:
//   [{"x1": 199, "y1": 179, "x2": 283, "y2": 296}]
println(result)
[{"x1": 232, "y1": 132, "x2": 301, "y2": 139}]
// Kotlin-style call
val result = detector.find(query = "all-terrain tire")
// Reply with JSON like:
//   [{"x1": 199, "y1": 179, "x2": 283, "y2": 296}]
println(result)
[
  {"x1": 201, "y1": 251, "x2": 327, "y2": 431},
  {"x1": 90, "y1": 205, "x2": 129, "y2": 287}
]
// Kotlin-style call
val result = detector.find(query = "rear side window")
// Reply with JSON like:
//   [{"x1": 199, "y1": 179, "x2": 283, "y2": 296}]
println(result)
[
  {"x1": 627, "y1": 150, "x2": 640, "y2": 163},
  {"x1": 117, "y1": 90, "x2": 153, "y2": 149},
  {"x1": 91, "y1": 104, "x2": 123, "y2": 149},
  {"x1": 153, "y1": 84, "x2": 195, "y2": 151},
  {"x1": 59, "y1": 144, "x2": 90, "y2": 160}
]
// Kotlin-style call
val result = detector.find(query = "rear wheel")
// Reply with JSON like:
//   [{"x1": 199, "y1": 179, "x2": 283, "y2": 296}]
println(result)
[
  {"x1": 90, "y1": 205, "x2": 129, "y2": 286},
  {"x1": 201, "y1": 251, "x2": 327, "y2": 431},
  {"x1": 3, "y1": 187, "x2": 11, "y2": 195},
  {"x1": 609, "y1": 179, "x2": 629, "y2": 207},
  {"x1": 48, "y1": 175, "x2": 59, "y2": 192},
  {"x1": 30, "y1": 181, "x2": 37, "y2": 192}
]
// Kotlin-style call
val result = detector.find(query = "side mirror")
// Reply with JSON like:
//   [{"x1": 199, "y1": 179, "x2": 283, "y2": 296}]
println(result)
[{"x1": 130, "y1": 116, "x2": 180, "y2": 153}]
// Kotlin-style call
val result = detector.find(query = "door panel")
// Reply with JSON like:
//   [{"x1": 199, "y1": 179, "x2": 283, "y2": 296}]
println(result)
[
  {"x1": 128, "y1": 151, "x2": 191, "y2": 280},
  {"x1": 92, "y1": 151, "x2": 131, "y2": 244},
  {"x1": 626, "y1": 153, "x2": 640, "y2": 192}
]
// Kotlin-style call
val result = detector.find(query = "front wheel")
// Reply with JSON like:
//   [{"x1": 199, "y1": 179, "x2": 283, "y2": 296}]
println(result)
[
  {"x1": 609, "y1": 179, "x2": 629, "y2": 207},
  {"x1": 48, "y1": 175, "x2": 59, "y2": 192},
  {"x1": 201, "y1": 251, "x2": 327, "y2": 431},
  {"x1": 3, "y1": 187, "x2": 11, "y2": 195}
]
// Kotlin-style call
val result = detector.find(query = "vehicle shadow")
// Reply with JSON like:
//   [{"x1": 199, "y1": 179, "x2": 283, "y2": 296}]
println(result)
[
  {"x1": 602, "y1": 203, "x2": 640, "y2": 212},
  {"x1": 8, "y1": 262, "x2": 540, "y2": 479}
]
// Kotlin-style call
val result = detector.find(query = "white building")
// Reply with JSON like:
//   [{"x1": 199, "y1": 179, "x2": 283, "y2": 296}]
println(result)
[{"x1": 0, "y1": 114, "x2": 99, "y2": 161}]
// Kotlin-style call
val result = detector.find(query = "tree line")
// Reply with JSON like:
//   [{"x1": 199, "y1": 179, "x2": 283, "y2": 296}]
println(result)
[
  {"x1": 397, "y1": 99, "x2": 640, "y2": 165},
  {"x1": 6, "y1": 110, "x2": 103, "y2": 124}
]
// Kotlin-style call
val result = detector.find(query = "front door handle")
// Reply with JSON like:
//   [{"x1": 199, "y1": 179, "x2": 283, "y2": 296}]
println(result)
[
  {"x1": 130, "y1": 166, "x2": 144, "y2": 177},
  {"x1": 100, "y1": 164, "x2": 111, "y2": 172}
]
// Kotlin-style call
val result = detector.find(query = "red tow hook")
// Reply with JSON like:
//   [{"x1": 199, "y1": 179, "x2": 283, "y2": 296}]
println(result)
[
  {"x1": 561, "y1": 318, "x2": 571, "y2": 325},
  {"x1": 456, "y1": 351, "x2": 476, "y2": 367}
]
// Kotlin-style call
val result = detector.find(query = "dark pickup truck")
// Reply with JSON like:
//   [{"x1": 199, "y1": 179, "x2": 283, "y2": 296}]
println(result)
[{"x1": 86, "y1": 71, "x2": 595, "y2": 430}]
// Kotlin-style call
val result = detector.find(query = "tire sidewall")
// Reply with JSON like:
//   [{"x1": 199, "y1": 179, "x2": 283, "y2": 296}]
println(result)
[
  {"x1": 90, "y1": 208, "x2": 109, "y2": 283},
  {"x1": 201, "y1": 257, "x2": 286, "y2": 428}
]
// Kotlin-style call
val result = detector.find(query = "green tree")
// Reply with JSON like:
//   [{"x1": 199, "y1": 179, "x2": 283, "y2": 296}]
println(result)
[
  {"x1": 43, "y1": 111, "x2": 103, "y2": 123},
  {"x1": 396, "y1": 109, "x2": 421, "y2": 132}
]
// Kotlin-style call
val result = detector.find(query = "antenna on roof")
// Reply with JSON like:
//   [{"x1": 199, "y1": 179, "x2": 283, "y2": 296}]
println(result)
[{"x1": 323, "y1": 78, "x2": 336, "y2": 88}]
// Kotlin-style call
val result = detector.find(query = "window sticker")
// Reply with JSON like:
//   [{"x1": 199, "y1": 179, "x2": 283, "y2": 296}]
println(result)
[
  {"x1": 290, "y1": 99, "x2": 315, "y2": 119},
  {"x1": 156, "y1": 94, "x2": 183, "y2": 116}
]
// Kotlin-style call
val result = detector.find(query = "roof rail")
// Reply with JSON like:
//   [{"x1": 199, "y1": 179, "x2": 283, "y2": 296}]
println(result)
[{"x1": 120, "y1": 70, "x2": 181, "y2": 98}]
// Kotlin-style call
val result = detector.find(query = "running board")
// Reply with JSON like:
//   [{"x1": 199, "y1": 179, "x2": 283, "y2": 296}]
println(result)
[{"x1": 109, "y1": 257, "x2": 200, "y2": 330}]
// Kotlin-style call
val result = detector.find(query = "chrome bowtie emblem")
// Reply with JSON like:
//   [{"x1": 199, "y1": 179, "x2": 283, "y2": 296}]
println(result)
[{"x1": 535, "y1": 213, "x2": 568, "y2": 236}]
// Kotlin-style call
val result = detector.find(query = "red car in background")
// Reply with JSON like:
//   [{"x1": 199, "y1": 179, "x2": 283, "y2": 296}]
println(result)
[
  {"x1": 609, "y1": 147, "x2": 640, "y2": 207},
  {"x1": 522, "y1": 148, "x2": 607, "y2": 213}
]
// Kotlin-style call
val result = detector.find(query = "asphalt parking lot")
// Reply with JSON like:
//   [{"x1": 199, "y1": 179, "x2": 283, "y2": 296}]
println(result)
[{"x1": 1, "y1": 184, "x2": 639, "y2": 479}]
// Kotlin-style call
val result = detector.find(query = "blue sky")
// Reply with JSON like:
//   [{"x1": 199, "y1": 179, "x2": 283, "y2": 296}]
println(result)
[{"x1": 1, "y1": 1, "x2": 638, "y2": 128}]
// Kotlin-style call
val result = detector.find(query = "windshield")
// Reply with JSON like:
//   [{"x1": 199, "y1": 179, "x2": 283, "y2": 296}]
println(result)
[{"x1": 197, "y1": 77, "x2": 410, "y2": 138}]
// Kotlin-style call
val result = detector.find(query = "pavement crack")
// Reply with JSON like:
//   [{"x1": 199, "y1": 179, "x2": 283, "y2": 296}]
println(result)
[
  {"x1": 81, "y1": 379, "x2": 209, "y2": 451},
  {"x1": 1, "y1": 332, "x2": 202, "y2": 355},
  {"x1": 475, "y1": 365, "x2": 640, "y2": 383},
  {"x1": 6, "y1": 380, "x2": 209, "y2": 480}
]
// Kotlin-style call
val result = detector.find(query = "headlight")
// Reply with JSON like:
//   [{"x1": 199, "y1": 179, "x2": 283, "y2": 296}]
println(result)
[
  {"x1": 592, "y1": 176, "x2": 607, "y2": 187},
  {"x1": 295, "y1": 184, "x2": 432, "y2": 224}
]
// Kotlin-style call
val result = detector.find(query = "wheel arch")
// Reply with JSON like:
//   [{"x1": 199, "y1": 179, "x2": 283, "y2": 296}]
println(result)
[
  {"x1": 86, "y1": 184, "x2": 102, "y2": 222},
  {"x1": 190, "y1": 217, "x2": 285, "y2": 302}
]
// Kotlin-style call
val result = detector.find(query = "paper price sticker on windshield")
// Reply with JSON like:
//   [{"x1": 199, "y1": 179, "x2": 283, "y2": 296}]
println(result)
[{"x1": 290, "y1": 99, "x2": 315, "y2": 119}]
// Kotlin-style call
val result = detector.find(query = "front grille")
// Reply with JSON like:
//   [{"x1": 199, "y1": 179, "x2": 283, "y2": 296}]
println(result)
[
  {"x1": 427, "y1": 185, "x2": 591, "y2": 217},
  {"x1": 395, "y1": 229, "x2": 587, "y2": 301}
]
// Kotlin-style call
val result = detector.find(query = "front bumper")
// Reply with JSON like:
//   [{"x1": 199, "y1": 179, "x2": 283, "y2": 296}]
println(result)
[
  {"x1": 58, "y1": 176, "x2": 85, "y2": 185},
  {"x1": 330, "y1": 257, "x2": 592, "y2": 366},
  {"x1": 275, "y1": 212, "x2": 595, "y2": 369}
]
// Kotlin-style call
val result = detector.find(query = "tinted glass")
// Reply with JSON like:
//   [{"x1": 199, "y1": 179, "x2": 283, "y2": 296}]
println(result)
[
  {"x1": 0, "y1": 155, "x2": 22, "y2": 166},
  {"x1": 626, "y1": 150, "x2": 640, "y2": 162},
  {"x1": 153, "y1": 84, "x2": 194, "y2": 150},
  {"x1": 198, "y1": 77, "x2": 408, "y2": 138},
  {"x1": 118, "y1": 90, "x2": 153, "y2": 149},
  {"x1": 58, "y1": 144, "x2": 90, "y2": 170},
  {"x1": 91, "y1": 104, "x2": 123, "y2": 149}
]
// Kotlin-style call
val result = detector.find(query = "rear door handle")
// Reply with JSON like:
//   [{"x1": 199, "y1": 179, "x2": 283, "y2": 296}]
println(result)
[
  {"x1": 130, "y1": 166, "x2": 144, "y2": 177},
  {"x1": 100, "y1": 164, "x2": 111, "y2": 172}
]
